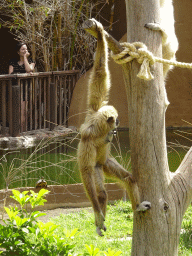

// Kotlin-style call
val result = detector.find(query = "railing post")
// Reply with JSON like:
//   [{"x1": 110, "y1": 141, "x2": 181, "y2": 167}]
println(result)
[
  {"x1": 50, "y1": 82, "x2": 57, "y2": 130},
  {"x1": 12, "y1": 85, "x2": 20, "y2": 137},
  {"x1": 1, "y1": 81, "x2": 6, "y2": 135}
]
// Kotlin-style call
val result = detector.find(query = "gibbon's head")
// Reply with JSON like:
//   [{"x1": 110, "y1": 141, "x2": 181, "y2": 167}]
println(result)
[
  {"x1": 97, "y1": 105, "x2": 119, "y2": 132},
  {"x1": 80, "y1": 106, "x2": 119, "y2": 140}
]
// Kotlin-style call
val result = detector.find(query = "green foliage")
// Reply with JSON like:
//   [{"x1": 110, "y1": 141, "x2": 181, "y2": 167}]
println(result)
[
  {"x1": 0, "y1": 191, "x2": 125, "y2": 256},
  {"x1": 83, "y1": 244, "x2": 122, "y2": 256},
  {"x1": 0, "y1": 189, "x2": 77, "y2": 256},
  {"x1": 51, "y1": 201, "x2": 133, "y2": 255},
  {"x1": 0, "y1": 0, "x2": 106, "y2": 72},
  {"x1": 84, "y1": 244, "x2": 101, "y2": 256},
  {"x1": 179, "y1": 205, "x2": 192, "y2": 255}
]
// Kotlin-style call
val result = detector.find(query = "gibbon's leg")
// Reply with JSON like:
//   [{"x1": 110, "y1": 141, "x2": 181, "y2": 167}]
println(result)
[
  {"x1": 94, "y1": 164, "x2": 107, "y2": 236},
  {"x1": 80, "y1": 166, "x2": 106, "y2": 236},
  {"x1": 103, "y1": 158, "x2": 151, "y2": 211},
  {"x1": 94, "y1": 164, "x2": 108, "y2": 218}
]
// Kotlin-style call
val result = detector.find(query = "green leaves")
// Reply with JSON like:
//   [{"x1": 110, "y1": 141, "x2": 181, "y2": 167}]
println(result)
[
  {"x1": 103, "y1": 248, "x2": 122, "y2": 256},
  {"x1": 0, "y1": 190, "x2": 124, "y2": 255},
  {"x1": 10, "y1": 189, "x2": 30, "y2": 208},
  {"x1": 0, "y1": 189, "x2": 78, "y2": 255},
  {"x1": 30, "y1": 189, "x2": 49, "y2": 209},
  {"x1": 84, "y1": 244, "x2": 100, "y2": 256},
  {"x1": 4, "y1": 206, "x2": 19, "y2": 222}
]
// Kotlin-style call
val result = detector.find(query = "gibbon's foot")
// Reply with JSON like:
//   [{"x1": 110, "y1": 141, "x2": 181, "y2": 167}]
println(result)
[
  {"x1": 136, "y1": 201, "x2": 151, "y2": 211},
  {"x1": 96, "y1": 225, "x2": 107, "y2": 237},
  {"x1": 144, "y1": 22, "x2": 164, "y2": 33},
  {"x1": 95, "y1": 211, "x2": 106, "y2": 236}
]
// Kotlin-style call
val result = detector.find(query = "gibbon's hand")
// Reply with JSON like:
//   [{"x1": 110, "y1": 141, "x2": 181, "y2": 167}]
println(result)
[
  {"x1": 136, "y1": 201, "x2": 151, "y2": 211},
  {"x1": 144, "y1": 22, "x2": 165, "y2": 34}
]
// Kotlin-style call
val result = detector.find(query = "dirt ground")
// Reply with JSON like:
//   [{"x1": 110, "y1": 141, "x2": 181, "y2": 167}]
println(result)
[{"x1": 0, "y1": 207, "x2": 92, "y2": 225}]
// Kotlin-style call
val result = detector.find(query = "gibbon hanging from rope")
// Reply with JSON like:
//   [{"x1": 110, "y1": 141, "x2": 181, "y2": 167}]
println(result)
[
  {"x1": 145, "y1": 0, "x2": 178, "y2": 78},
  {"x1": 145, "y1": 0, "x2": 178, "y2": 108},
  {"x1": 112, "y1": 0, "x2": 179, "y2": 108},
  {"x1": 77, "y1": 18, "x2": 151, "y2": 237}
]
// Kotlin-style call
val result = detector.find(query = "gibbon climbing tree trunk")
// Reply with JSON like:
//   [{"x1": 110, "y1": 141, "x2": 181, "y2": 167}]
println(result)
[{"x1": 84, "y1": 0, "x2": 192, "y2": 255}]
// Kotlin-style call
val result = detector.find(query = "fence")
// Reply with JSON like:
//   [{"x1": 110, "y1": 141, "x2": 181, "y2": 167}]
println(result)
[{"x1": 0, "y1": 71, "x2": 80, "y2": 137}]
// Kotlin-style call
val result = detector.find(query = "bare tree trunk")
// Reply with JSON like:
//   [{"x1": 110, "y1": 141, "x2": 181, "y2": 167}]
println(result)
[
  {"x1": 124, "y1": 0, "x2": 178, "y2": 255},
  {"x1": 83, "y1": 0, "x2": 192, "y2": 254},
  {"x1": 124, "y1": 0, "x2": 192, "y2": 255}
]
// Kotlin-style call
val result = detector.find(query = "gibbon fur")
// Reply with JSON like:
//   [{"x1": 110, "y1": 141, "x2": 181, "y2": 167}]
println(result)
[
  {"x1": 145, "y1": 0, "x2": 178, "y2": 106},
  {"x1": 77, "y1": 19, "x2": 151, "y2": 237}
]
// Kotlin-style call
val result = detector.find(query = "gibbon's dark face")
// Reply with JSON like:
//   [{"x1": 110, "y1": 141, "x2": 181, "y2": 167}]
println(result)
[{"x1": 107, "y1": 116, "x2": 119, "y2": 129}]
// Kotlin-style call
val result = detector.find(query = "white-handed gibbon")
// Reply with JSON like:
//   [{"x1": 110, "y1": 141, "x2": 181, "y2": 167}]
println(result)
[
  {"x1": 145, "y1": 0, "x2": 179, "y2": 107},
  {"x1": 77, "y1": 18, "x2": 151, "y2": 237}
]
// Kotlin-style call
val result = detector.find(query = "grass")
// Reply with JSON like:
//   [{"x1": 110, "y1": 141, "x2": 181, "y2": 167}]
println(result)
[
  {"x1": 51, "y1": 200, "x2": 133, "y2": 255},
  {"x1": 0, "y1": 130, "x2": 188, "y2": 190},
  {"x1": 0, "y1": 136, "x2": 81, "y2": 189},
  {"x1": 179, "y1": 205, "x2": 192, "y2": 255},
  {"x1": 47, "y1": 200, "x2": 192, "y2": 256}
]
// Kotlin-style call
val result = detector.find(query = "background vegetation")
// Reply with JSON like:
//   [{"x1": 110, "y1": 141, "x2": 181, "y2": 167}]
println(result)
[
  {"x1": 0, "y1": 130, "x2": 190, "y2": 190},
  {"x1": 0, "y1": 0, "x2": 108, "y2": 73},
  {"x1": 0, "y1": 190, "x2": 192, "y2": 255}
]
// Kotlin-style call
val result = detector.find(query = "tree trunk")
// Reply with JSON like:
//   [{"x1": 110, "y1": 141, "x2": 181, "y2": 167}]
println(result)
[
  {"x1": 83, "y1": 0, "x2": 192, "y2": 253},
  {"x1": 124, "y1": 0, "x2": 192, "y2": 255}
]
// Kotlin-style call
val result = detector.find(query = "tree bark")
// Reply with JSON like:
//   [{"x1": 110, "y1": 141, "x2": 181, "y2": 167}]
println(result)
[
  {"x1": 83, "y1": 0, "x2": 192, "y2": 253},
  {"x1": 124, "y1": 1, "x2": 192, "y2": 255}
]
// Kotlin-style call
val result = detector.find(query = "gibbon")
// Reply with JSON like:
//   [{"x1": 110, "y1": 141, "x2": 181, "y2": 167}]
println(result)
[
  {"x1": 145, "y1": 0, "x2": 178, "y2": 106},
  {"x1": 77, "y1": 18, "x2": 151, "y2": 237}
]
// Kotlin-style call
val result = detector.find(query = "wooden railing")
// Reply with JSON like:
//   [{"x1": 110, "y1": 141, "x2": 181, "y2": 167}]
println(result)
[{"x1": 0, "y1": 71, "x2": 80, "y2": 137}]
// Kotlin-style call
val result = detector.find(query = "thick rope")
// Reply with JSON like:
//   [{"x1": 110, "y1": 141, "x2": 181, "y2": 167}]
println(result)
[{"x1": 111, "y1": 42, "x2": 192, "y2": 81}]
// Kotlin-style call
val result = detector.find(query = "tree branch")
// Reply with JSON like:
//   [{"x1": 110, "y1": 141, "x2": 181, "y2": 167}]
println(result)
[
  {"x1": 172, "y1": 146, "x2": 192, "y2": 210},
  {"x1": 82, "y1": 19, "x2": 123, "y2": 55}
]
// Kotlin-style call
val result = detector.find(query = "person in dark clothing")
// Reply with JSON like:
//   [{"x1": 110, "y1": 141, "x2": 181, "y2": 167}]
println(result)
[
  {"x1": 9, "y1": 42, "x2": 35, "y2": 74},
  {"x1": 8, "y1": 42, "x2": 35, "y2": 132}
]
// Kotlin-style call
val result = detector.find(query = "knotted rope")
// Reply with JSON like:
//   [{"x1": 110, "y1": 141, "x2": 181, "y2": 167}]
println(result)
[{"x1": 111, "y1": 42, "x2": 192, "y2": 81}]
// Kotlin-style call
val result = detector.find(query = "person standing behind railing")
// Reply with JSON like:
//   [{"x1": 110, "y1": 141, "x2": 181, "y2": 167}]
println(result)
[{"x1": 8, "y1": 42, "x2": 35, "y2": 132}]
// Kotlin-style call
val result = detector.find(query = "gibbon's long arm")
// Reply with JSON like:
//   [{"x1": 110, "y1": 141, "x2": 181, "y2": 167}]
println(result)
[{"x1": 83, "y1": 19, "x2": 111, "y2": 112}]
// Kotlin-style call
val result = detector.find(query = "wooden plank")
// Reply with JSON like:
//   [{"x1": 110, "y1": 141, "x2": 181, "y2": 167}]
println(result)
[
  {"x1": 30, "y1": 79, "x2": 33, "y2": 130},
  {"x1": 44, "y1": 77, "x2": 47, "y2": 128},
  {"x1": 39, "y1": 78, "x2": 42, "y2": 129},
  {"x1": 8, "y1": 80, "x2": 13, "y2": 135},
  {"x1": 64, "y1": 76, "x2": 67, "y2": 125},
  {"x1": 12, "y1": 85, "x2": 20, "y2": 137},
  {"x1": 2, "y1": 80, "x2": 6, "y2": 134},
  {"x1": 50, "y1": 81, "x2": 57, "y2": 130},
  {"x1": 59, "y1": 76, "x2": 62, "y2": 125},
  {"x1": 25, "y1": 80, "x2": 28, "y2": 131},
  {"x1": 34, "y1": 78, "x2": 38, "y2": 130},
  {"x1": 47, "y1": 76, "x2": 50, "y2": 129}
]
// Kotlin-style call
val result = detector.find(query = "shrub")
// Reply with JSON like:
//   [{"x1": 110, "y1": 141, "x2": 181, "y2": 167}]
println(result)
[{"x1": 0, "y1": 189, "x2": 77, "y2": 255}]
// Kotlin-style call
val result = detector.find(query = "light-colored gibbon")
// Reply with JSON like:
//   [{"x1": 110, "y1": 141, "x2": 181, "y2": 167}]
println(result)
[
  {"x1": 77, "y1": 18, "x2": 151, "y2": 237},
  {"x1": 145, "y1": 0, "x2": 179, "y2": 107}
]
